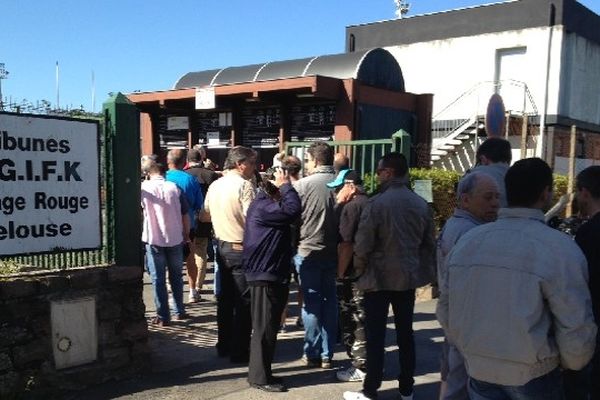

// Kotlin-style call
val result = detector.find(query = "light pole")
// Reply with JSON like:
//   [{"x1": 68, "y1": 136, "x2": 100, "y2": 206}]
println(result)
[
  {"x1": 394, "y1": 1, "x2": 411, "y2": 19},
  {"x1": 0, "y1": 63, "x2": 8, "y2": 111}
]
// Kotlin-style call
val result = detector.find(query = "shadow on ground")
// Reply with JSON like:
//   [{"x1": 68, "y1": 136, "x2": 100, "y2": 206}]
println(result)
[{"x1": 69, "y1": 269, "x2": 442, "y2": 400}]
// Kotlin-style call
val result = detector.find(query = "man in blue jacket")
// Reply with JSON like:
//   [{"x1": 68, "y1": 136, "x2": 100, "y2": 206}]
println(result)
[
  {"x1": 243, "y1": 169, "x2": 301, "y2": 393},
  {"x1": 166, "y1": 149, "x2": 204, "y2": 304}
]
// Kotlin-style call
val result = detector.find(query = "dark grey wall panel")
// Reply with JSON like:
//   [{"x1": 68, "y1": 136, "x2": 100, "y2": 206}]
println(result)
[{"x1": 346, "y1": 0, "x2": 600, "y2": 51}]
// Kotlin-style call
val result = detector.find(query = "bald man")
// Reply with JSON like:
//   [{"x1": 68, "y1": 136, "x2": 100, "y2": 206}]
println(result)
[{"x1": 334, "y1": 153, "x2": 350, "y2": 174}]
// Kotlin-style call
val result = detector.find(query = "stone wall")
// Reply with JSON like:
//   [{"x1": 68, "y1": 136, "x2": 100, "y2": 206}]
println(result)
[{"x1": 0, "y1": 265, "x2": 149, "y2": 399}]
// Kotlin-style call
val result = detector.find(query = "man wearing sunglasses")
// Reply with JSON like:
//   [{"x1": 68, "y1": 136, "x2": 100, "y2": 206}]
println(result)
[{"x1": 344, "y1": 153, "x2": 436, "y2": 400}]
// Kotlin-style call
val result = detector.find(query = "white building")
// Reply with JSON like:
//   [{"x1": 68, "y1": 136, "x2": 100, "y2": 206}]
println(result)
[{"x1": 346, "y1": 0, "x2": 600, "y2": 172}]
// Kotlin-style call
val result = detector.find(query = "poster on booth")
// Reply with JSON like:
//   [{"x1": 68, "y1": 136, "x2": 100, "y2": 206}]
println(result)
[{"x1": 0, "y1": 113, "x2": 101, "y2": 256}]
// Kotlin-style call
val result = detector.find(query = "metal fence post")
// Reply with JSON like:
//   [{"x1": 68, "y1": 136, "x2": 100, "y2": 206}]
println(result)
[
  {"x1": 392, "y1": 129, "x2": 411, "y2": 159},
  {"x1": 103, "y1": 93, "x2": 141, "y2": 267}
]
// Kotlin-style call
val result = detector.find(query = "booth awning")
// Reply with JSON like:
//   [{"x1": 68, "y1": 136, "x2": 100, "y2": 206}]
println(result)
[{"x1": 173, "y1": 48, "x2": 404, "y2": 92}]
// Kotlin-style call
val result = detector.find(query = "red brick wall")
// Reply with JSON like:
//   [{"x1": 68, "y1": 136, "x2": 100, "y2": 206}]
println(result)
[{"x1": 552, "y1": 127, "x2": 600, "y2": 160}]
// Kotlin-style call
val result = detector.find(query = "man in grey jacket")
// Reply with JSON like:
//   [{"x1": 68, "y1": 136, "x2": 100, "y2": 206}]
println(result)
[
  {"x1": 294, "y1": 141, "x2": 338, "y2": 368},
  {"x1": 437, "y1": 158, "x2": 597, "y2": 400},
  {"x1": 437, "y1": 172, "x2": 500, "y2": 400},
  {"x1": 343, "y1": 153, "x2": 436, "y2": 400}
]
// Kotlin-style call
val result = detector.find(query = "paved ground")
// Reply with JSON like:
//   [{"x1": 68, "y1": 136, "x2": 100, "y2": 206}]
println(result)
[{"x1": 73, "y1": 265, "x2": 444, "y2": 400}]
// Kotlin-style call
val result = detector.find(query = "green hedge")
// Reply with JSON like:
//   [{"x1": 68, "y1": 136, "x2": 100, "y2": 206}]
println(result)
[
  {"x1": 409, "y1": 168, "x2": 462, "y2": 230},
  {"x1": 363, "y1": 168, "x2": 570, "y2": 231},
  {"x1": 552, "y1": 174, "x2": 569, "y2": 205}
]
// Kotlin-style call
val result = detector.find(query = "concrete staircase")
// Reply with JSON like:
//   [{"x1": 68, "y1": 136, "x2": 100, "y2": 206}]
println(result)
[
  {"x1": 430, "y1": 116, "x2": 481, "y2": 172},
  {"x1": 429, "y1": 80, "x2": 538, "y2": 172},
  {"x1": 431, "y1": 131, "x2": 475, "y2": 163},
  {"x1": 432, "y1": 127, "x2": 483, "y2": 173}
]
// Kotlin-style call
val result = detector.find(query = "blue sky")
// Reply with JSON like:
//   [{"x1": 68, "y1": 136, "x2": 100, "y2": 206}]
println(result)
[{"x1": 2, "y1": 0, "x2": 599, "y2": 112}]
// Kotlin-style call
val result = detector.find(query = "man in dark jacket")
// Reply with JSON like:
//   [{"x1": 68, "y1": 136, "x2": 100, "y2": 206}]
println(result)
[
  {"x1": 331, "y1": 170, "x2": 370, "y2": 383},
  {"x1": 243, "y1": 170, "x2": 301, "y2": 393},
  {"x1": 564, "y1": 165, "x2": 600, "y2": 400}
]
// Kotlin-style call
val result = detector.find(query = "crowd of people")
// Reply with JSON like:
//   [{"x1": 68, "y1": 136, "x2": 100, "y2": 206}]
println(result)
[{"x1": 139, "y1": 138, "x2": 599, "y2": 400}]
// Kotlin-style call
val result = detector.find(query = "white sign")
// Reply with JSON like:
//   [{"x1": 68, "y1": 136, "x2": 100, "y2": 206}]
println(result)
[
  {"x1": 207, "y1": 131, "x2": 220, "y2": 145},
  {"x1": 218, "y1": 112, "x2": 232, "y2": 127},
  {"x1": 167, "y1": 116, "x2": 189, "y2": 131},
  {"x1": 413, "y1": 179, "x2": 433, "y2": 203},
  {"x1": 195, "y1": 87, "x2": 216, "y2": 110},
  {"x1": 0, "y1": 113, "x2": 101, "y2": 255}
]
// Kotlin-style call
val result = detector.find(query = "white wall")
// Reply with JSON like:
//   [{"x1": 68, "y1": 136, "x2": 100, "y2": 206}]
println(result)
[
  {"x1": 559, "y1": 34, "x2": 600, "y2": 125},
  {"x1": 384, "y1": 26, "x2": 565, "y2": 120},
  {"x1": 554, "y1": 156, "x2": 600, "y2": 175}
]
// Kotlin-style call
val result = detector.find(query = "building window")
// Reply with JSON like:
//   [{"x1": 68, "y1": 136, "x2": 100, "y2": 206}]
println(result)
[
  {"x1": 349, "y1": 34, "x2": 356, "y2": 52},
  {"x1": 576, "y1": 137, "x2": 586, "y2": 159}
]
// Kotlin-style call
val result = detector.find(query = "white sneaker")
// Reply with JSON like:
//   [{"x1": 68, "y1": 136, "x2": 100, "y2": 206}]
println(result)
[
  {"x1": 336, "y1": 366, "x2": 366, "y2": 382},
  {"x1": 342, "y1": 391, "x2": 372, "y2": 400},
  {"x1": 188, "y1": 288, "x2": 199, "y2": 303}
]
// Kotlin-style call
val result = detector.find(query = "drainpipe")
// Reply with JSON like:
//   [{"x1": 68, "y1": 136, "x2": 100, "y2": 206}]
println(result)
[{"x1": 536, "y1": 4, "x2": 556, "y2": 160}]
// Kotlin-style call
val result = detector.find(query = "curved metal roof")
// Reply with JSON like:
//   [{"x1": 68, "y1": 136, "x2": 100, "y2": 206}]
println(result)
[
  {"x1": 256, "y1": 57, "x2": 316, "y2": 81},
  {"x1": 173, "y1": 48, "x2": 404, "y2": 92},
  {"x1": 174, "y1": 68, "x2": 223, "y2": 90}
]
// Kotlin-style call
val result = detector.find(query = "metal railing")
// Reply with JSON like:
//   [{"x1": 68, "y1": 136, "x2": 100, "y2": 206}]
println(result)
[
  {"x1": 432, "y1": 80, "x2": 539, "y2": 141},
  {"x1": 285, "y1": 130, "x2": 410, "y2": 192}
]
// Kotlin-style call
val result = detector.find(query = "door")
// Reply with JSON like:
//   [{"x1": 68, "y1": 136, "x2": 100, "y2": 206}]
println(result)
[{"x1": 495, "y1": 47, "x2": 528, "y2": 113}]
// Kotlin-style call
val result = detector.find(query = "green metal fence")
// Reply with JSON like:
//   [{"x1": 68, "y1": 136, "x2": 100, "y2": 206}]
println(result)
[
  {"x1": 285, "y1": 130, "x2": 411, "y2": 192},
  {"x1": 1, "y1": 93, "x2": 141, "y2": 271}
]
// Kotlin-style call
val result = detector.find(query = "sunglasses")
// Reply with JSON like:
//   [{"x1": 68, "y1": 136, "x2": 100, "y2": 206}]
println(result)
[{"x1": 376, "y1": 167, "x2": 392, "y2": 175}]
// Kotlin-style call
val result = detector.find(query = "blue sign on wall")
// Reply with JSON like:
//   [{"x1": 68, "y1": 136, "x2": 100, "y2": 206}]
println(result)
[{"x1": 485, "y1": 94, "x2": 506, "y2": 138}]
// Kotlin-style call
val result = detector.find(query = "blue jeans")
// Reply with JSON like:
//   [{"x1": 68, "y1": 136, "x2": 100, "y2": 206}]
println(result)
[
  {"x1": 294, "y1": 254, "x2": 338, "y2": 360},
  {"x1": 145, "y1": 243, "x2": 185, "y2": 322},
  {"x1": 469, "y1": 368, "x2": 565, "y2": 400},
  {"x1": 212, "y1": 239, "x2": 221, "y2": 296},
  {"x1": 440, "y1": 340, "x2": 469, "y2": 400}
]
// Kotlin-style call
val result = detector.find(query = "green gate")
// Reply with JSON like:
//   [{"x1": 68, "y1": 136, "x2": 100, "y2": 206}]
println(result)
[
  {"x1": 285, "y1": 130, "x2": 411, "y2": 192},
  {"x1": 0, "y1": 93, "x2": 141, "y2": 271}
]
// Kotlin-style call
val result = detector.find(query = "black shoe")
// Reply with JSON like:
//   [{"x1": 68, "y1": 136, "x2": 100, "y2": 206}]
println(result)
[
  {"x1": 250, "y1": 382, "x2": 287, "y2": 392},
  {"x1": 216, "y1": 343, "x2": 229, "y2": 358},
  {"x1": 269, "y1": 375, "x2": 284, "y2": 384},
  {"x1": 230, "y1": 355, "x2": 249, "y2": 364},
  {"x1": 174, "y1": 313, "x2": 188, "y2": 321}
]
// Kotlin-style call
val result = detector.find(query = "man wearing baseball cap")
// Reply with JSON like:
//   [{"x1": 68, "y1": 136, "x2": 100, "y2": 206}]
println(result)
[{"x1": 330, "y1": 170, "x2": 370, "y2": 383}]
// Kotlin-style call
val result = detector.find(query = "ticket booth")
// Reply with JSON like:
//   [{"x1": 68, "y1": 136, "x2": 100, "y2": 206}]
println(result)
[{"x1": 128, "y1": 48, "x2": 433, "y2": 169}]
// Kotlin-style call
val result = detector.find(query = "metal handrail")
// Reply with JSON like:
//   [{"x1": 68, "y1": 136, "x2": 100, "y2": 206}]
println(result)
[
  {"x1": 284, "y1": 130, "x2": 411, "y2": 190},
  {"x1": 432, "y1": 115, "x2": 478, "y2": 144},
  {"x1": 432, "y1": 80, "x2": 539, "y2": 142},
  {"x1": 433, "y1": 82, "x2": 486, "y2": 121},
  {"x1": 433, "y1": 79, "x2": 538, "y2": 120}
]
